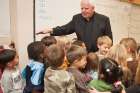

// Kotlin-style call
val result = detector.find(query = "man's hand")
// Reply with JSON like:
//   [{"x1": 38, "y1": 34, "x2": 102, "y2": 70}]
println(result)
[{"x1": 36, "y1": 28, "x2": 53, "y2": 35}]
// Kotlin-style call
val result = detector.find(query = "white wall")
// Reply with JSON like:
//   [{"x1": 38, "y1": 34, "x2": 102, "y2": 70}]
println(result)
[
  {"x1": 0, "y1": 0, "x2": 11, "y2": 44},
  {"x1": 9, "y1": 0, "x2": 34, "y2": 68}
]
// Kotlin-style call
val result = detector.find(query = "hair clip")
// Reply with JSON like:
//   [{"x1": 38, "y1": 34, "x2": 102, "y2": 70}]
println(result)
[{"x1": 106, "y1": 68, "x2": 110, "y2": 72}]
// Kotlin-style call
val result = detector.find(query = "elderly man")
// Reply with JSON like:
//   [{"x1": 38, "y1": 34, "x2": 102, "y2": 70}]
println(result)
[{"x1": 39, "y1": 0, "x2": 112, "y2": 52}]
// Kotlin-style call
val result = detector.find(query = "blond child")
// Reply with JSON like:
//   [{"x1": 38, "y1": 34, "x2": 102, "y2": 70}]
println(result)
[
  {"x1": 120, "y1": 37, "x2": 138, "y2": 85},
  {"x1": 96, "y1": 36, "x2": 112, "y2": 61}
]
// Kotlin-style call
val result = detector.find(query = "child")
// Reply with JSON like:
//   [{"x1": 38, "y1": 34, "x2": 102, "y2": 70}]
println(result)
[
  {"x1": 56, "y1": 36, "x2": 72, "y2": 70},
  {"x1": 96, "y1": 36, "x2": 112, "y2": 61},
  {"x1": 88, "y1": 58, "x2": 124, "y2": 93},
  {"x1": 82, "y1": 52, "x2": 99, "y2": 80},
  {"x1": 0, "y1": 49, "x2": 24, "y2": 93},
  {"x1": 41, "y1": 36, "x2": 57, "y2": 47},
  {"x1": 126, "y1": 56, "x2": 140, "y2": 93},
  {"x1": 66, "y1": 45, "x2": 92, "y2": 93},
  {"x1": 72, "y1": 40, "x2": 86, "y2": 49},
  {"x1": 41, "y1": 36, "x2": 57, "y2": 68},
  {"x1": 120, "y1": 37, "x2": 138, "y2": 85},
  {"x1": 106, "y1": 44, "x2": 132, "y2": 88},
  {"x1": 22, "y1": 41, "x2": 47, "y2": 93},
  {"x1": 44, "y1": 44, "x2": 76, "y2": 93}
]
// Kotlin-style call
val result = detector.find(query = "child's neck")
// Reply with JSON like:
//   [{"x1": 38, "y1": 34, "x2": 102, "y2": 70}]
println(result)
[{"x1": 70, "y1": 65, "x2": 79, "y2": 69}]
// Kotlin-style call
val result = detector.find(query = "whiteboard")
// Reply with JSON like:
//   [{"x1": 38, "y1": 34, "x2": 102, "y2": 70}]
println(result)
[
  {"x1": 35, "y1": 0, "x2": 140, "y2": 43},
  {"x1": 0, "y1": 0, "x2": 10, "y2": 37}
]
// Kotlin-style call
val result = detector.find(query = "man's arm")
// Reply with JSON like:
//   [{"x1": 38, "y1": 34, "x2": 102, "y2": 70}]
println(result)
[{"x1": 37, "y1": 16, "x2": 75, "y2": 36}]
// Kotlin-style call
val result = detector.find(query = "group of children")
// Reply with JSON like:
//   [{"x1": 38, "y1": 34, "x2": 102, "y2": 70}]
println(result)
[{"x1": 0, "y1": 35, "x2": 140, "y2": 93}]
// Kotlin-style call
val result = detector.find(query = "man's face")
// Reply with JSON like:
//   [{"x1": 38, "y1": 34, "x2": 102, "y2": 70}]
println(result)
[{"x1": 80, "y1": 1, "x2": 94, "y2": 20}]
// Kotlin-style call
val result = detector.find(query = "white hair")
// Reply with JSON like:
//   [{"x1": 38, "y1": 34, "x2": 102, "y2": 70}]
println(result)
[{"x1": 81, "y1": 0, "x2": 95, "y2": 7}]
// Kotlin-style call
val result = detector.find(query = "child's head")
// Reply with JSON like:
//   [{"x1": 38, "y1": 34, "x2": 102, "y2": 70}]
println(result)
[
  {"x1": 0, "y1": 49, "x2": 18, "y2": 69},
  {"x1": 97, "y1": 36, "x2": 112, "y2": 55},
  {"x1": 41, "y1": 36, "x2": 57, "y2": 47},
  {"x1": 56, "y1": 36, "x2": 72, "y2": 52},
  {"x1": 84, "y1": 52, "x2": 99, "y2": 72},
  {"x1": 99, "y1": 58, "x2": 123, "y2": 84},
  {"x1": 46, "y1": 44, "x2": 65, "y2": 68},
  {"x1": 66, "y1": 45, "x2": 87, "y2": 69},
  {"x1": 106, "y1": 44, "x2": 128, "y2": 67},
  {"x1": 120, "y1": 37, "x2": 137, "y2": 60},
  {"x1": 72, "y1": 40, "x2": 86, "y2": 49},
  {"x1": 27, "y1": 41, "x2": 46, "y2": 62}
]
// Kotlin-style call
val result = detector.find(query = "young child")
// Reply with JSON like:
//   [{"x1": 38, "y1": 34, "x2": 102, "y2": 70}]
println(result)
[
  {"x1": 96, "y1": 36, "x2": 112, "y2": 61},
  {"x1": 0, "y1": 49, "x2": 24, "y2": 93},
  {"x1": 41, "y1": 36, "x2": 57, "y2": 68},
  {"x1": 120, "y1": 37, "x2": 138, "y2": 85},
  {"x1": 82, "y1": 52, "x2": 99, "y2": 80},
  {"x1": 66, "y1": 45, "x2": 92, "y2": 93},
  {"x1": 56, "y1": 36, "x2": 72, "y2": 70},
  {"x1": 72, "y1": 40, "x2": 86, "y2": 49},
  {"x1": 44, "y1": 44, "x2": 76, "y2": 93},
  {"x1": 88, "y1": 58, "x2": 124, "y2": 93},
  {"x1": 41, "y1": 36, "x2": 57, "y2": 47},
  {"x1": 106, "y1": 44, "x2": 132, "y2": 88},
  {"x1": 22, "y1": 41, "x2": 47, "y2": 93},
  {"x1": 126, "y1": 55, "x2": 140, "y2": 93}
]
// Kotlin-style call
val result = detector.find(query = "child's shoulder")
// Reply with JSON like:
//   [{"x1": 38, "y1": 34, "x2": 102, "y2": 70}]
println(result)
[{"x1": 45, "y1": 67, "x2": 73, "y2": 81}]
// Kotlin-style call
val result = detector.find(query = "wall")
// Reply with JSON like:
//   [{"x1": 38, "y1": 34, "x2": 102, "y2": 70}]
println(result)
[
  {"x1": 9, "y1": 0, "x2": 34, "y2": 68},
  {"x1": 0, "y1": 0, "x2": 11, "y2": 45}
]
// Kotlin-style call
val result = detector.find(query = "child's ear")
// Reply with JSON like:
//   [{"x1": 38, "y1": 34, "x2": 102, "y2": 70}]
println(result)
[
  {"x1": 97, "y1": 44, "x2": 101, "y2": 49},
  {"x1": 7, "y1": 62, "x2": 12, "y2": 67}
]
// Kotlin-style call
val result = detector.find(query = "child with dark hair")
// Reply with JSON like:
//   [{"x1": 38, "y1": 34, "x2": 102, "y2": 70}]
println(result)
[
  {"x1": 41, "y1": 36, "x2": 57, "y2": 47},
  {"x1": 0, "y1": 49, "x2": 24, "y2": 93},
  {"x1": 41, "y1": 36, "x2": 57, "y2": 68},
  {"x1": 66, "y1": 45, "x2": 92, "y2": 93},
  {"x1": 82, "y1": 52, "x2": 99, "y2": 80},
  {"x1": 44, "y1": 44, "x2": 76, "y2": 93},
  {"x1": 72, "y1": 40, "x2": 86, "y2": 48},
  {"x1": 22, "y1": 41, "x2": 47, "y2": 93},
  {"x1": 88, "y1": 58, "x2": 124, "y2": 93}
]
